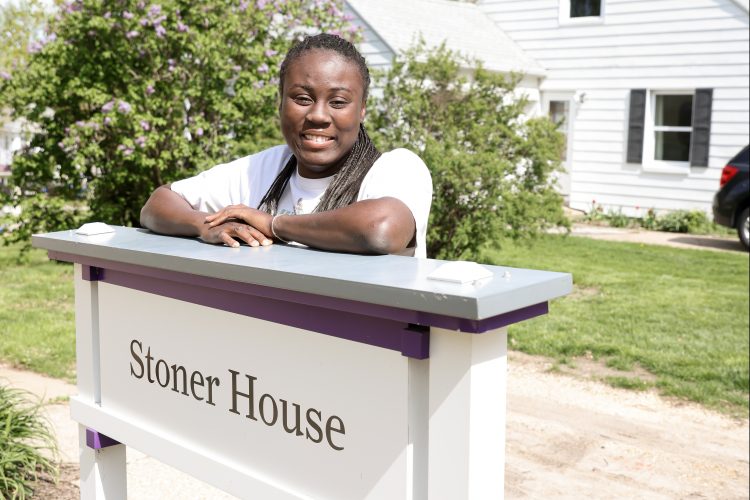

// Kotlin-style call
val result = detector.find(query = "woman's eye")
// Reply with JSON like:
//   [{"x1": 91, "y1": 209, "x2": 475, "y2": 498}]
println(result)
[
  {"x1": 293, "y1": 96, "x2": 313, "y2": 105},
  {"x1": 330, "y1": 100, "x2": 348, "y2": 108}
]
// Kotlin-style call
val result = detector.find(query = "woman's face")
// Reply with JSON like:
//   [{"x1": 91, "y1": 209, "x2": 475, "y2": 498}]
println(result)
[{"x1": 279, "y1": 49, "x2": 366, "y2": 179}]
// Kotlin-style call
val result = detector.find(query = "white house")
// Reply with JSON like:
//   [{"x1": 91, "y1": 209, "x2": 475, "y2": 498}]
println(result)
[{"x1": 348, "y1": 0, "x2": 750, "y2": 216}]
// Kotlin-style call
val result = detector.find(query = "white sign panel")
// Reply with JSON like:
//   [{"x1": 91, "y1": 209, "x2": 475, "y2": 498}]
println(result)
[{"x1": 97, "y1": 283, "x2": 411, "y2": 499}]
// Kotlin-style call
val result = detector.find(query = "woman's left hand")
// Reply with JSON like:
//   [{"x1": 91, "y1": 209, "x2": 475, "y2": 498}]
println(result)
[{"x1": 205, "y1": 204, "x2": 274, "y2": 238}]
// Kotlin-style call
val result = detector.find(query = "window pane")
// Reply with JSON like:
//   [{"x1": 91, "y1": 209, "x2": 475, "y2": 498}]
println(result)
[
  {"x1": 654, "y1": 131, "x2": 691, "y2": 161},
  {"x1": 655, "y1": 95, "x2": 693, "y2": 127},
  {"x1": 549, "y1": 101, "x2": 569, "y2": 161},
  {"x1": 571, "y1": 0, "x2": 601, "y2": 17}
]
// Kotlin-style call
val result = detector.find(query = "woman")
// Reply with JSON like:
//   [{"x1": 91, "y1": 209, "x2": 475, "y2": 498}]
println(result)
[{"x1": 140, "y1": 34, "x2": 432, "y2": 257}]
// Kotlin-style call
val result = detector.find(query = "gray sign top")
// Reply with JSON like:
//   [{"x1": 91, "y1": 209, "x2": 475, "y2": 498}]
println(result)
[{"x1": 33, "y1": 226, "x2": 571, "y2": 320}]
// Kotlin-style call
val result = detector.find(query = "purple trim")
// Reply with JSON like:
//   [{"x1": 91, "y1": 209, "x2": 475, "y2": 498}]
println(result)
[
  {"x1": 82, "y1": 265, "x2": 102, "y2": 281},
  {"x1": 49, "y1": 251, "x2": 549, "y2": 358},
  {"x1": 86, "y1": 428, "x2": 120, "y2": 449},
  {"x1": 106, "y1": 267, "x2": 426, "y2": 358}
]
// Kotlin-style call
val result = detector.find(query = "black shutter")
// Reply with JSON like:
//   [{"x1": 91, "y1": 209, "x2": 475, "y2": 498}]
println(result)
[
  {"x1": 690, "y1": 88, "x2": 712, "y2": 167},
  {"x1": 626, "y1": 89, "x2": 646, "y2": 164}
]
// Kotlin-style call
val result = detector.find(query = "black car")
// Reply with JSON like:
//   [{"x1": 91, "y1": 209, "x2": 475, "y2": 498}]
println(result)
[{"x1": 712, "y1": 145, "x2": 749, "y2": 250}]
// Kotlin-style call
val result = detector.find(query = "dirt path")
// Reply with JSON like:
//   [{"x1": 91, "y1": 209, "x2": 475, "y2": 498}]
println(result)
[
  {"x1": 2, "y1": 353, "x2": 748, "y2": 499},
  {"x1": 506, "y1": 352, "x2": 748, "y2": 499}
]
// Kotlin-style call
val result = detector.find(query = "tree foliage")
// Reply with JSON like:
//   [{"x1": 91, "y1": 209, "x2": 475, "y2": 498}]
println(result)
[
  {"x1": 0, "y1": 0, "x2": 356, "y2": 247},
  {"x1": 0, "y1": 0, "x2": 52, "y2": 75},
  {"x1": 369, "y1": 41, "x2": 569, "y2": 260}
]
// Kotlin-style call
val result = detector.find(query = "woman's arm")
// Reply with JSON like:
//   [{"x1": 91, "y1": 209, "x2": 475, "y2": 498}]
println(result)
[
  {"x1": 140, "y1": 185, "x2": 272, "y2": 248},
  {"x1": 204, "y1": 197, "x2": 415, "y2": 254}
]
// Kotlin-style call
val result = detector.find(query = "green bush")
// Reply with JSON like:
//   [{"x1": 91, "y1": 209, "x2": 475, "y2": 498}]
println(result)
[
  {"x1": 0, "y1": 384, "x2": 59, "y2": 499},
  {"x1": 0, "y1": 0, "x2": 355, "y2": 250},
  {"x1": 655, "y1": 209, "x2": 711, "y2": 234},
  {"x1": 369, "y1": 41, "x2": 568, "y2": 260}
]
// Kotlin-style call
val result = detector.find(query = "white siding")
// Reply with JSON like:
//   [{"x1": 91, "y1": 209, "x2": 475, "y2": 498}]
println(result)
[{"x1": 480, "y1": 0, "x2": 750, "y2": 216}]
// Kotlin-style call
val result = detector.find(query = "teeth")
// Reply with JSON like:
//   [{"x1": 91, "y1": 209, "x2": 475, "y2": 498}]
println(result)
[{"x1": 304, "y1": 135, "x2": 331, "y2": 143}]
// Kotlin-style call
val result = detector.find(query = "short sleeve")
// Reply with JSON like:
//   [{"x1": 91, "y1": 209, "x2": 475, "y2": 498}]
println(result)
[
  {"x1": 357, "y1": 148, "x2": 433, "y2": 257},
  {"x1": 169, "y1": 145, "x2": 291, "y2": 214}
]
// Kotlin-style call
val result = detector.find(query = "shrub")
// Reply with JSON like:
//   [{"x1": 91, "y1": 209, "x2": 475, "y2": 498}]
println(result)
[
  {"x1": 655, "y1": 209, "x2": 711, "y2": 234},
  {"x1": 0, "y1": 384, "x2": 59, "y2": 499},
  {"x1": 369, "y1": 41, "x2": 569, "y2": 260},
  {"x1": 0, "y1": 0, "x2": 356, "y2": 250}
]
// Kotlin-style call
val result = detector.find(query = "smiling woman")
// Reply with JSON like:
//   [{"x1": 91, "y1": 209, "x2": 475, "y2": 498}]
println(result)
[{"x1": 140, "y1": 33, "x2": 432, "y2": 257}]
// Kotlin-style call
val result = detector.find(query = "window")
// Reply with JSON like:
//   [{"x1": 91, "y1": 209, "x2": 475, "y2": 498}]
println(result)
[
  {"x1": 626, "y1": 89, "x2": 713, "y2": 171},
  {"x1": 559, "y1": 0, "x2": 604, "y2": 24},
  {"x1": 571, "y1": 0, "x2": 601, "y2": 18},
  {"x1": 652, "y1": 94, "x2": 693, "y2": 162}
]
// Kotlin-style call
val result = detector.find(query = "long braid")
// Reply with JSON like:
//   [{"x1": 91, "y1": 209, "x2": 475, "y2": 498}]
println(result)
[{"x1": 257, "y1": 33, "x2": 380, "y2": 215}]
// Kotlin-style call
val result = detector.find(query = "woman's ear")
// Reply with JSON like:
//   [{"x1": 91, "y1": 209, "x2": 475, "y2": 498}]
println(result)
[{"x1": 360, "y1": 103, "x2": 366, "y2": 121}]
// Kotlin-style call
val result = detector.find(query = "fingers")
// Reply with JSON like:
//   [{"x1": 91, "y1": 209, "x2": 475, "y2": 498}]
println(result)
[
  {"x1": 216, "y1": 223, "x2": 272, "y2": 248},
  {"x1": 205, "y1": 205, "x2": 249, "y2": 227}
]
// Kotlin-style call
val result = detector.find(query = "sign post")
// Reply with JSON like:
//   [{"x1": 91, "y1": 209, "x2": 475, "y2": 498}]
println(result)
[{"x1": 33, "y1": 227, "x2": 571, "y2": 499}]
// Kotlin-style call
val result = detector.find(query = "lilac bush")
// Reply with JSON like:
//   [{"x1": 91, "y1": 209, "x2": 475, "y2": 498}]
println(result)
[{"x1": 0, "y1": 0, "x2": 356, "y2": 247}]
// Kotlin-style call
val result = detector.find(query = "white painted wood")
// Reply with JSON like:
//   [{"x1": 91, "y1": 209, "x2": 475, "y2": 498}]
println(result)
[
  {"x1": 78, "y1": 424, "x2": 127, "y2": 500},
  {"x1": 73, "y1": 264, "x2": 98, "y2": 401},
  {"x1": 427, "y1": 327, "x2": 507, "y2": 500},
  {"x1": 91, "y1": 283, "x2": 412, "y2": 499}
]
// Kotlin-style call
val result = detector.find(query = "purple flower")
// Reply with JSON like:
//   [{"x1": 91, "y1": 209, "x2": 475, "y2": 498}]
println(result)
[
  {"x1": 104, "y1": 11, "x2": 111, "y2": 18},
  {"x1": 253, "y1": 81, "x2": 264, "y2": 89},
  {"x1": 232, "y1": 65, "x2": 242, "y2": 72},
  {"x1": 101, "y1": 100, "x2": 115, "y2": 113},
  {"x1": 239, "y1": 1, "x2": 249, "y2": 10},
  {"x1": 258, "y1": 63, "x2": 269, "y2": 74},
  {"x1": 256, "y1": 0, "x2": 267, "y2": 8},
  {"x1": 177, "y1": 21, "x2": 188, "y2": 32},
  {"x1": 135, "y1": 136, "x2": 146, "y2": 147},
  {"x1": 47, "y1": 33, "x2": 58, "y2": 43},
  {"x1": 145, "y1": 85, "x2": 155, "y2": 95},
  {"x1": 155, "y1": 25, "x2": 166, "y2": 37},
  {"x1": 196, "y1": 127, "x2": 203, "y2": 137},
  {"x1": 140, "y1": 18, "x2": 149, "y2": 26},
  {"x1": 117, "y1": 100, "x2": 132, "y2": 113},
  {"x1": 264, "y1": 49, "x2": 277, "y2": 57},
  {"x1": 0, "y1": 71, "x2": 11, "y2": 80},
  {"x1": 123, "y1": 11, "x2": 133, "y2": 19},
  {"x1": 149, "y1": 4, "x2": 161, "y2": 16},
  {"x1": 140, "y1": 120, "x2": 150, "y2": 131},
  {"x1": 27, "y1": 41, "x2": 42, "y2": 54},
  {"x1": 104, "y1": 117, "x2": 112, "y2": 125},
  {"x1": 126, "y1": 30, "x2": 139, "y2": 39}
]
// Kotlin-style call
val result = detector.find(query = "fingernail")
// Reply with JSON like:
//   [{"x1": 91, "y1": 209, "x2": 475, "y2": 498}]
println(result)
[
  {"x1": 232, "y1": 242, "x2": 239, "y2": 248},
  {"x1": 251, "y1": 241, "x2": 259, "y2": 247},
  {"x1": 262, "y1": 239, "x2": 272, "y2": 246}
]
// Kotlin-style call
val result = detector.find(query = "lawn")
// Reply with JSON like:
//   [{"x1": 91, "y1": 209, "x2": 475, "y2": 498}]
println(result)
[
  {"x1": 485, "y1": 235, "x2": 749, "y2": 416},
  {"x1": 0, "y1": 245, "x2": 75, "y2": 381},
  {"x1": 1, "y1": 236, "x2": 748, "y2": 415}
]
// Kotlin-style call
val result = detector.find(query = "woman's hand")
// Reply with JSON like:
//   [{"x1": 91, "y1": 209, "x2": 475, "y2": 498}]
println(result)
[{"x1": 203, "y1": 205, "x2": 274, "y2": 247}]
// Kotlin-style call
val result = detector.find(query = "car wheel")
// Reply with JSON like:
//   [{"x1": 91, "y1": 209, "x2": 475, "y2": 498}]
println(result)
[{"x1": 738, "y1": 207, "x2": 750, "y2": 251}]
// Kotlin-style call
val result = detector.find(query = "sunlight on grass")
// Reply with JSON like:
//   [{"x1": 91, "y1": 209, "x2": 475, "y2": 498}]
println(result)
[
  {"x1": 0, "y1": 246, "x2": 75, "y2": 381},
  {"x1": 486, "y1": 235, "x2": 749, "y2": 416}
]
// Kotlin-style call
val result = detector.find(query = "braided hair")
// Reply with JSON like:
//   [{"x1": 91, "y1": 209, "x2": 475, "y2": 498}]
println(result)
[{"x1": 257, "y1": 34, "x2": 381, "y2": 215}]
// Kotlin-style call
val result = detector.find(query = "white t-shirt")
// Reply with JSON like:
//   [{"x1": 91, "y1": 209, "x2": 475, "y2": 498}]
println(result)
[{"x1": 170, "y1": 145, "x2": 433, "y2": 257}]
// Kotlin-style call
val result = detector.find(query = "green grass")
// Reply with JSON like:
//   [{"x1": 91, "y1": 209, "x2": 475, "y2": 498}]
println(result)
[
  {"x1": 485, "y1": 235, "x2": 749, "y2": 416},
  {"x1": 0, "y1": 246, "x2": 75, "y2": 381}
]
